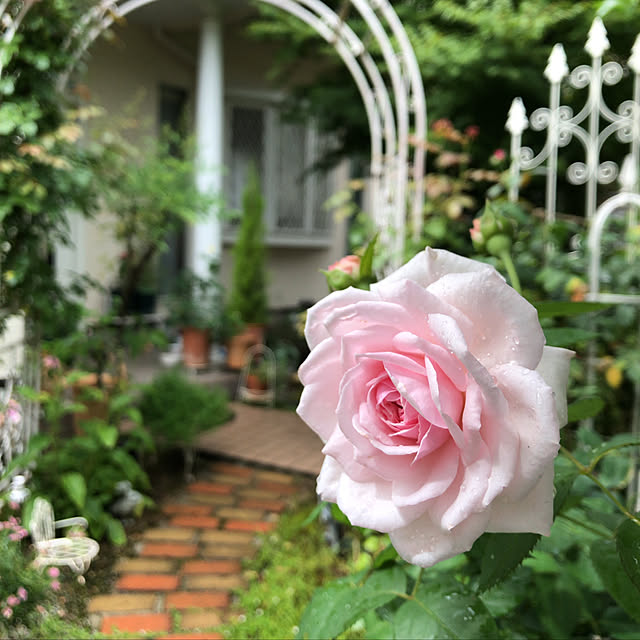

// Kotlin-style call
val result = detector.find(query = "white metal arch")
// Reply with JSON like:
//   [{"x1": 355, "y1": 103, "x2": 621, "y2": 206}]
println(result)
[{"x1": 4, "y1": 0, "x2": 427, "y2": 267}]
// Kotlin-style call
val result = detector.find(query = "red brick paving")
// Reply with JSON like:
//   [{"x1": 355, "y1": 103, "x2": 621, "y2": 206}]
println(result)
[
  {"x1": 116, "y1": 574, "x2": 179, "y2": 591},
  {"x1": 170, "y1": 515, "x2": 220, "y2": 529},
  {"x1": 88, "y1": 457, "x2": 315, "y2": 638},
  {"x1": 181, "y1": 560, "x2": 241, "y2": 574},
  {"x1": 101, "y1": 612, "x2": 171, "y2": 634}
]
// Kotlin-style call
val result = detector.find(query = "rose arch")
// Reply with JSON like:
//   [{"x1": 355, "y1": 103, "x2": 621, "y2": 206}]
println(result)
[{"x1": 2, "y1": 0, "x2": 426, "y2": 266}]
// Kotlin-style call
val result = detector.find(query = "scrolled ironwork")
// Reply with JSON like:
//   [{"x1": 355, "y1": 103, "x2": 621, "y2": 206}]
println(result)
[
  {"x1": 602, "y1": 60, "x2": 624, "y2": 86},
  {"x1": 567, "y1": 161, "x2": 589, "y2": 185},
  {"x1": 597, "y1": 160, "x2": 619, "y2": 184},
  {"x1": 530, "y1": 107, "x2": 550, "y2": 131},
  {"x1": 570, "y1": 64, "x2": 593, "y2": 89}
]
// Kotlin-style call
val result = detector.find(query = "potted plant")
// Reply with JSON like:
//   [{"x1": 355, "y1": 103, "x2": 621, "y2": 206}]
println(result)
[
  {"x1": 97, "y1": 122, "x2": 219, "y2": 317},
  {"x1": 227, "y1": 164, "x2": 269, "y2": 369},
  {"x1": 167, "y1": 261, "x2": 240, "y2": 369}
]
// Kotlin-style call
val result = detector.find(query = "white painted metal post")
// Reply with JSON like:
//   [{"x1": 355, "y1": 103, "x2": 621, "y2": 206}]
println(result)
[{"x1": 190, "y1": 13, "x2": 225, "y2": 278}]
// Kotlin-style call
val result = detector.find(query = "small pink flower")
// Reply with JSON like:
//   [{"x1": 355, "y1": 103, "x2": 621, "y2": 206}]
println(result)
[
  {"x1": 6, "y1": 596, "x2": 20, "y2": 607},
  {"x1": 490, "y1": 148, "x2": 507, "y2": 166},
  {"x1": 17, "y1": 587, "x2": 27, "y2": 601},
  {"x1": 465, "y1": 125, "x2": 480, "y2": 139},
  {"x1": 50, "y1": 580, "x2": 61, "y2": 592},
  {"x1": 42, "y1": 355, "x2": 61, "y2": 371},
  {"x1": 47, "y1": 567, "x2": 60, "y2": 579},
  {"x1": 9, "y1": 501, "x2": 19, "y2": 511},
  {"x1": 2, "y1": 607, "x2": 12, "y2": 619},
  {"x1": 9, "y1": 533, "x2": 20, "y2": 541}
]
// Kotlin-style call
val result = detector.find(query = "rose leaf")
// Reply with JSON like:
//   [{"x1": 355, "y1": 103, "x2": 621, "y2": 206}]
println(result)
[
  {"x1": 590, "y1": 538, "x2": 640, "y2": 623},
  {"x1": 616, "y1": 518, "x2": 640, "y2": 594},
  {"x1": 297, "y1": 566, "x2": 406, "y2": 639},
  {"x1": 405, "y1": 581, "x2": 499, "y2": 639},
  {"x1": 477, "y1": 532, "x2": 540, "y2": 592}
]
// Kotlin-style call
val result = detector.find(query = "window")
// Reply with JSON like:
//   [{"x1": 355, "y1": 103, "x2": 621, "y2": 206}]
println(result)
[{"x1": 224, "y1": 97, "x2": 332, "y2": 247}]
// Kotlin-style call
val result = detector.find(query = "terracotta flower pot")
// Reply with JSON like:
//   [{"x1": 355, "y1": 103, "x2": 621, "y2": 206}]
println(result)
[
  {"x1": 226, "y1": 323, "x2": 265, "y2": 370},
  {"x1": 181, "y1": 327, "x2": 210, "y2": 369}
]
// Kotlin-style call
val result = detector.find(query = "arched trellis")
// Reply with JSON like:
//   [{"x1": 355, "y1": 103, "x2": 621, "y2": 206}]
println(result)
[{"x1": 4, "y1": 0, "x2": 426, "y2": 267}]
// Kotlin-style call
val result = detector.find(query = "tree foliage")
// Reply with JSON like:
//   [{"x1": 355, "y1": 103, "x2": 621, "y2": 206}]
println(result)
[
  {"x1": 0, "y1": 0, "x2": 100, "y2": 336},
  {"x1": 250, "y1": 1, "x2": 639, "y2": 165},
  {"x1": 229, "y1": 165, "x2": 268, "y2": 325}
]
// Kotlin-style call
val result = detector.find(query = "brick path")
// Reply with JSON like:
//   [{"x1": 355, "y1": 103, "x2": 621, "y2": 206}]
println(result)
[{"x1": 87, "y1": 459, "x2": 315, "y2": 638}]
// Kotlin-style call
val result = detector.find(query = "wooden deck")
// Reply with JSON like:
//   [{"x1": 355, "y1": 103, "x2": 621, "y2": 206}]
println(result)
[{"x1": 195, "y1": 402, "x2": 325, "y2": 477}]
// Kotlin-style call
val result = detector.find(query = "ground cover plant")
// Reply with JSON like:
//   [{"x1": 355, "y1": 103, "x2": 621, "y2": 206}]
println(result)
[{"x1": 220, "y1": 501, "x2": 352, "y2": 640}]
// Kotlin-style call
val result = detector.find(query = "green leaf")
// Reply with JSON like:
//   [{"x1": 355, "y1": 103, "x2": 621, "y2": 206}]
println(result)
[
  {"x1": 106, "y1": 516, "x2": 127, "y2": 546},
  {"x1": 96, "y1": 423, "x2": 119, "y2": 449},
  {"x1": 588, "y1": 434, "x2": 640, "y2": 470},
  {"x1": 359, "y1": 232, "x2": 378, "y2": 280},
  {"x1": 590, "y1": 539, "x2": 640, "y2": 623},
  {"x1": 477, "y1": 532, "x2": 540, "y2": 591},
  {"x1": 543, "y1": 327, "x2": 597, "y2": 347},
  {"x1": 567, "y1": 396, "x2": 605, "y2": 422},
  {"x1": 392, "y1": 599, "x2": 442, "y2": 638},
  {"x1": 553, "y1": 461, "x2": 580, "y2": 517},
  {"x1": 407, "y1": 581, "x2": 500, "y2": 639},
  {"x1": 363, "y1": 610, "x2": 393, "y2": 639},
  {"x1": 61, "y1": 472, "x2": 87, "y2": 510},
  {"x1": 298, "y1": 566, "x2": 406, "y2": 639},
  {"x1": 109, "y1": 393, "x2": 134, "y2": 414},
  {"x1": 616, "y1": 518, "x2": 640, "y2": 594},
  {"x1": 535, "y1": 301, "x2": 610, "y2": 318}
]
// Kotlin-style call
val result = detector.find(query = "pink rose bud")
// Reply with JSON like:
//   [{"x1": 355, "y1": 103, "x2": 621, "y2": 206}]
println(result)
[
  {"x1": 469, "y1": 218, "x2": 484, "y2": 248},
  {"x1": 2, "y1": 607, "x2": 12, "y2": 619},
  {"x1": 328, "y1": 255, "x2": 360, "y2": 277},
  {"x1": 17, "y1": 587, "x2": 27, "y2": 601},
  {"x1": 6, "y1": 596, "x2": 19, "y2": 607},
  {"x1": 50, "y1": 580, "x2": 61, "y2": 592},
  {"x1": 47, "y1": 567, "x2": 60, "y2": 579}
]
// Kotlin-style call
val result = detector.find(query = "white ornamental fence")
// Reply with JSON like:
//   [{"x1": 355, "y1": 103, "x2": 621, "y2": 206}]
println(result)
[
  {"x1": 0, "y1": 316, "x2": 40, "y2": 489},
  {"x1": 506, "y1": 17, "x2": 640, "y2": 508}
]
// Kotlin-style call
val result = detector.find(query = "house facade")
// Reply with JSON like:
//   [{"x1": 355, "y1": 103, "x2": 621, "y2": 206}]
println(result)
[{"x1": 56, "y1": 1, "x2": 350, "y2": 314}]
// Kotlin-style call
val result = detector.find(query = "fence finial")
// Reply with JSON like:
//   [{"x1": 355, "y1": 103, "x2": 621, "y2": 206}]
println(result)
[
  {"x1": 585, "y1": 16, "x2": 610, "y2": 59},
  {"x1": 629, "y1": 34, "x2": 640, "y2": 74},
  {"x1": 544, "y1": 44, "x2": 568, "y2": 84},
  {"x1": 619, "y1": 154, "x2": 637, "y2": 191},
  {"x1": 506, "y1": 97, "x2": 528, "y2": 136}
]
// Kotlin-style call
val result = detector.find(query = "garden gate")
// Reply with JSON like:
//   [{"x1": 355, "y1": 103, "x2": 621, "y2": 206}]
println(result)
[{"x1": 505, "y1": 17, "x2": 640, "y2": 509}]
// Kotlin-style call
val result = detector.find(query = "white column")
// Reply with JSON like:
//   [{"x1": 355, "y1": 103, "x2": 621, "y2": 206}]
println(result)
[{"x1": 190, "y1": 12, "x2": 224, "y2": 278}]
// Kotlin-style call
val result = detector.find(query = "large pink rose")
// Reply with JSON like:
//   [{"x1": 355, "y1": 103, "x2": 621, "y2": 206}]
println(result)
[{"x1": 297, "y1": 248, "x2": 573, "y2": 567}]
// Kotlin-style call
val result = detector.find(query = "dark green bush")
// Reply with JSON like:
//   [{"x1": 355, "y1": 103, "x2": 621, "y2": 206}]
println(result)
[{"x1": 139, "y1": 369, "x2": 233, "y2": 446}]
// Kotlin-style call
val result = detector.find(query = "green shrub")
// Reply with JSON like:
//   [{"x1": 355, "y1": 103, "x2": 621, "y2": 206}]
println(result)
[
  {"x1": 139, "y1": 369, "x2": 233, "y2": 446},
  {"x1": 12, "y1": 374, "x2": 155, "y2": 546}
]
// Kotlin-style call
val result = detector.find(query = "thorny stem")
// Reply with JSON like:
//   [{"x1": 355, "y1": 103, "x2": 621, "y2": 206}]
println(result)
[
  {"x1": 560, "y1": 445, "x2": 640, "y2": 527},
  {"x1": 499, "y1": 251, "x2": 522, "y2": 295}
]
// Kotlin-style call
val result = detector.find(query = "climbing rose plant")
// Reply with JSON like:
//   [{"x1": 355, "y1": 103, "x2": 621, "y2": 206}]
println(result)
[{"x1": 296, "y1": 237, "x2": 640, "y2": 639}]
